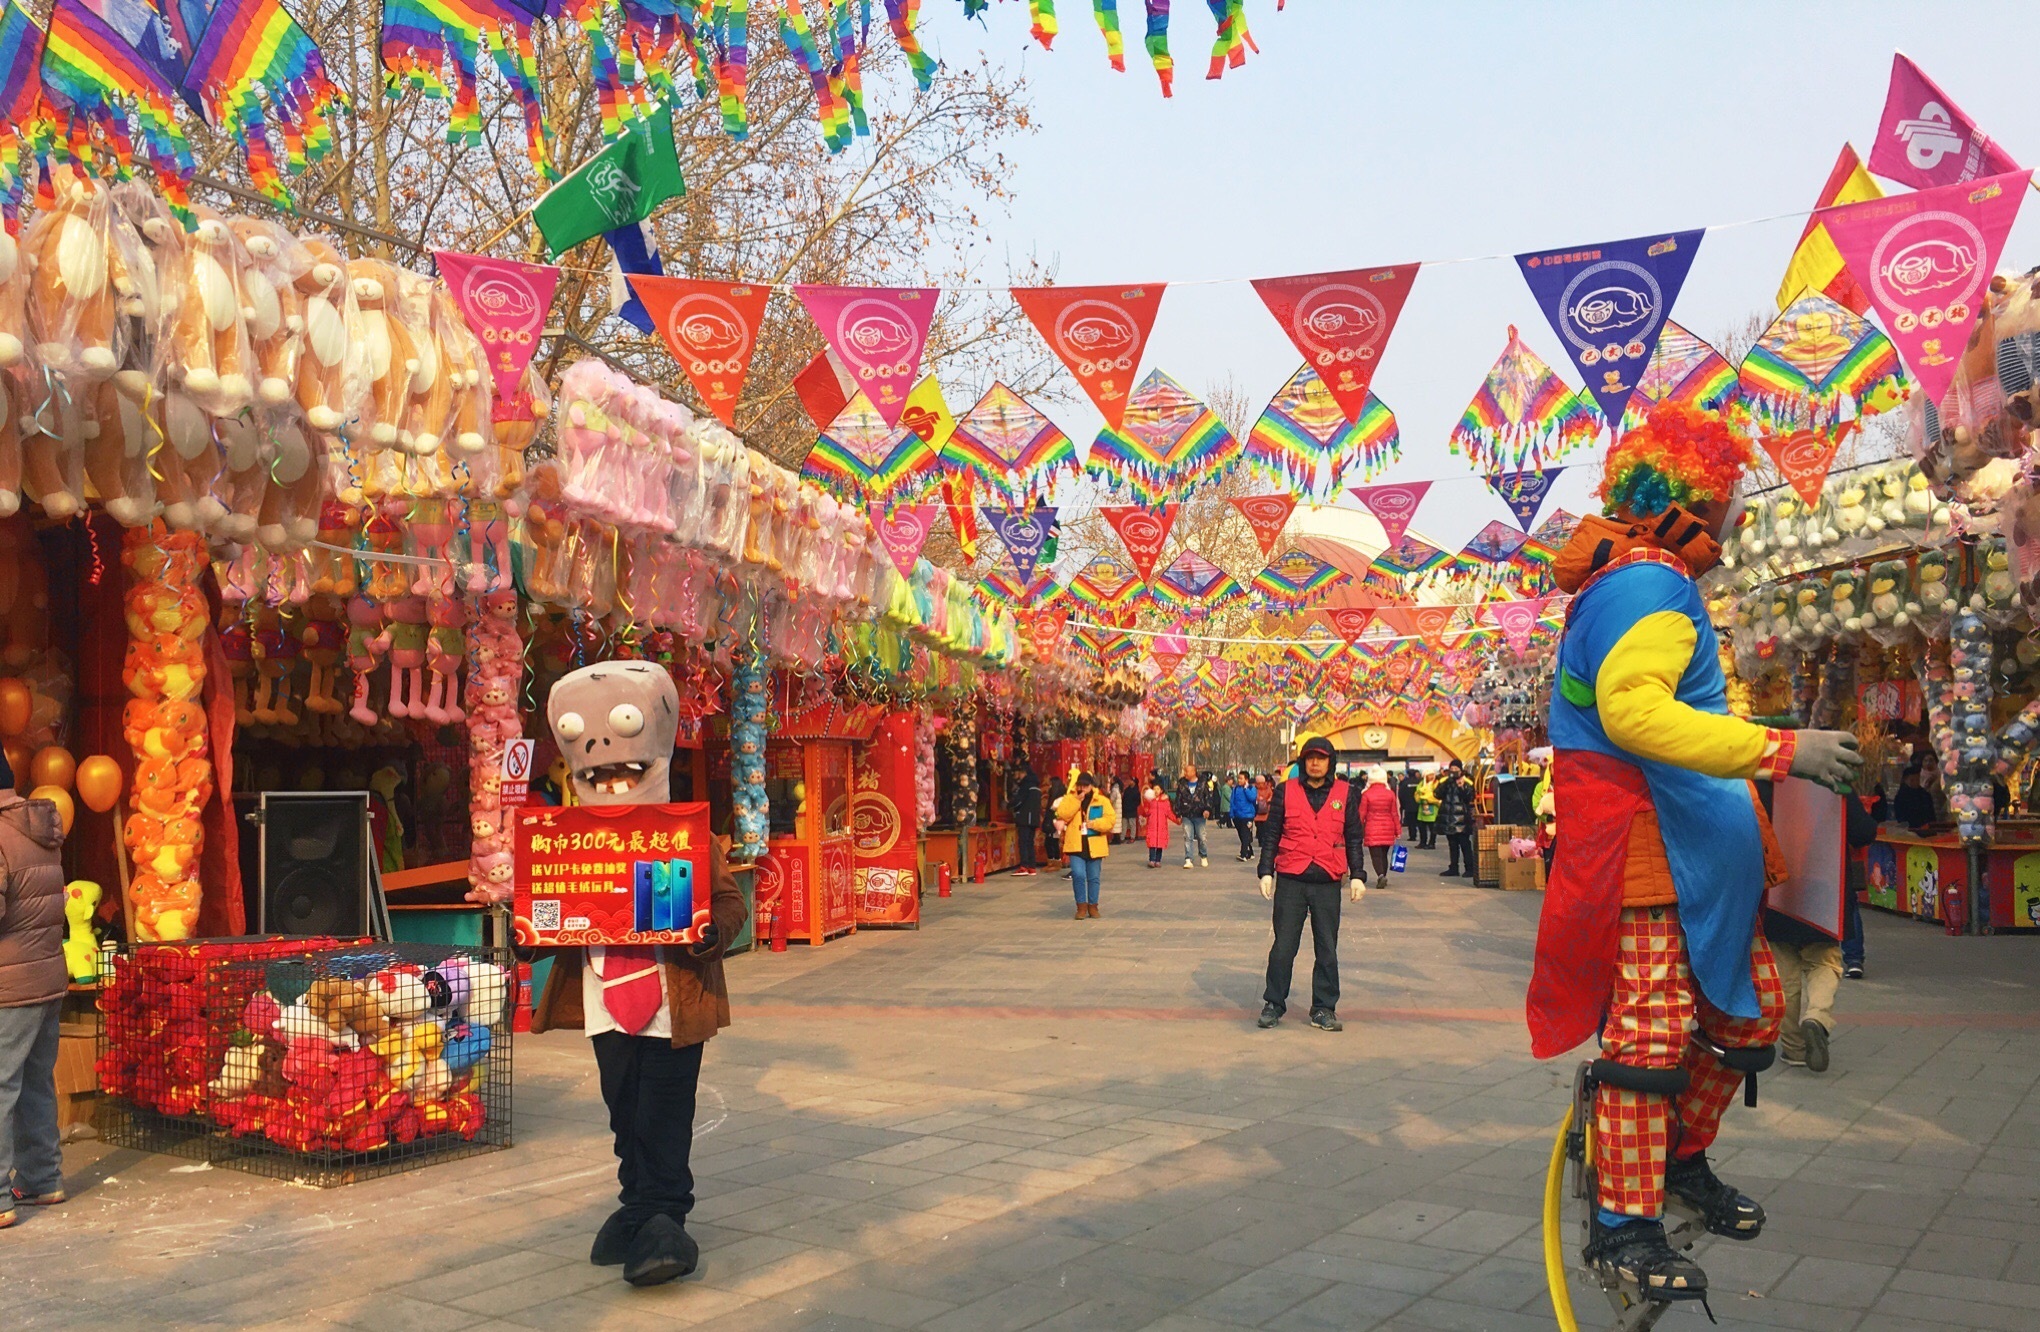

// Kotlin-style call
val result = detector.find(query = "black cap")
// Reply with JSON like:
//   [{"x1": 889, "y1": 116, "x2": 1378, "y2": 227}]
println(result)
[
  {"x1": 1076, "y1": 771, "x2": 1098, "y2": 788},
  {"x1": 1298, "y1": 736, "x2": 1335, "y2": 760},
  {"x1": 1449, "y1": 758, "x2": 1464, "y2": 770}
]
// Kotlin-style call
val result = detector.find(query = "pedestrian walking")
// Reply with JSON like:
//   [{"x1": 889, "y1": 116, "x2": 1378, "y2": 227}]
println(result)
[
  {"x1": 1399, "y1": 768, "x2": 1420, "y2": 843},
  {"x1": 1256, "y1": 737, "x2": 1365, "y2": 1032},
  {"x1": 1254, "y1": 772, "x2": 1272, "y2": 850},
  {"x1": 1053, "y1": 773, "x2": 1115, "y2": 918},
  {"x1": 1010, "y1": 763, "x2": 1042, "y2": 876},
  {"x1": 1174, "y1": 767, "x2": 1211, "y2": 867},
  {"x1": 1415, "y1": 772, "x2": 1440, "y2": 848},
  {"x1": 1359, "y1": 767, "x2": 1401, "y2": 891},
  {"x1": 0, "y1": 787, "x2": 67, "y2": 1232},
  {"x1": 1771, "y1": 786, "x2": 1879, "y2": 1072},
  {"x1": 1228, "y1": 772, "x2": 1259, "y2": 860},
  {"x1": 1120, "y1": 777, "x2": 1142, "y2": 847},
  {"x1": 1438, "y1": 759, "x2": 1476, "y2": 877},
  {"x1": 1142, "y1": 781, "x2": 1175, "y2": 867}
]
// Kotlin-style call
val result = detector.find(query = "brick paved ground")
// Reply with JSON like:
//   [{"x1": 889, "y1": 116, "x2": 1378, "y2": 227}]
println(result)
[{"x1": 9, "y1": 838, "x2": 2040, "y2": 1330}]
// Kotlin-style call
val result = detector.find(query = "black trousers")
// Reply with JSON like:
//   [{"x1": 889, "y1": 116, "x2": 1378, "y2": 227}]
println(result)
[
  {"x1": 1445, "y1": 831, "x2": 1473, "y2": 874},
  {"x1": 1016, "y1": 820, "x2": 1040, "y2": 868},
  {"x1": 1235, "y1": 819, "x2": 1255, "y2": 857},
  {"x1": 1263, "y1": 874, "x2": 1341, "y2": 1016},
  {"x1": 1418, "y1": 821, "x2": 1436, "y2": 848},
  {"x1": 1402, "y1": 808, "x2": 1418, "y2": 840},
  {"x1": 592, "y1": 1032, "x2": 706, "y2": 1226}
]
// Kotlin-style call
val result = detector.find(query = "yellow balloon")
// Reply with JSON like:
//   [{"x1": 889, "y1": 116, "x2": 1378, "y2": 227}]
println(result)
[
  {"x1": 29, "y1": 746, "x2": 75, "y2": 792},
  {"x1": 76, "y1": 756, "x2": 123, "y2": 814},
  {"x1": 30, "y1": 785, "x2": 74, "y2": 836},
  {"x1": 0, "y1": 678, "x2": 29, "y2": 737}
]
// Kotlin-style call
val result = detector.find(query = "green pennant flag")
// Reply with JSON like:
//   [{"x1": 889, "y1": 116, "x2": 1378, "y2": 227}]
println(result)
[{"x1": 533, "y1": 106, "x2": 686, "y2": 258}]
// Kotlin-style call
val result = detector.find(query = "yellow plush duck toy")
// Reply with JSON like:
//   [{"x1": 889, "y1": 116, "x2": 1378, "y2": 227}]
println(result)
[{"x1": 63, "y1": 879, "x2": 102, "y2": 983}]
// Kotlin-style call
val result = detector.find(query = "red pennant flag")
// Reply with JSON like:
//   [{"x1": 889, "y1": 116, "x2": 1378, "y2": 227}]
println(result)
[
  {"x1": 870, "y1": 503, "x2": 938, "y2": 577},
  {"x1": 1381, "y1": 605, "x2": 1456, "y2": 649},
  {"x1": 1010, "y1": 283, "x2": 1166, "y2": 429},
  {"x1": 433, "y1": 251, "x2": 560, "y2": 420},
  {"x1": 1869, "y1": 54, "x2": 2021, "y2": 190},
  {"x1": 627, "y1": 275, "x2": 771, "y2": 428},
  {"x1": 1228, "y1": 492, "x2": 1296, "y2": 555},
  {"x1": 1028, "y1": 607, "x2": 1069, "y2": 658},
  {"x1": 1252, "y1": 266, "x2": 1420, "y2": 425},
  {"x1": 793, "y1": 350, "x2": 852, "y2": 431},
  {"x1": 1349, "y1": 482, "x2": 1431, "y2": 547},
  {"x1": 1323, "y1": 604, "x2": 1378, "y2": 647},
  {"x1": 1760, "y1": 429, "x2": 1846, "y2": 506},
  {"x1": 1101, "y1": 504, "x2": 1179, "y2": 582},
  {"x1": 1817, "y1": 170, "x2": 2031, "y2": 404},
  {"x1": 794, "y1": 285, "x2": 940, "y2": 426}
]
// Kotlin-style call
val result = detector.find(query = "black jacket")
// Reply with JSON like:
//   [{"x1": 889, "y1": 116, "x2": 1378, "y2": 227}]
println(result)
[
  {"x1": 1011, "y1": 769, "x2": 1042, "y2": 825},
  {"x1": 1172, "y1": 778, "x2": 1212, "y2": 820},
  {"x1": 1893, "y1": 783, "x2": 1935, "y2": 831},
  {"x1": 1398, "y1": 776, "x2": 1419, "y2": 819},
  {"x1": 1438, "y1": 773, "x2": 1476, "y2": 835},
  {"x1": 1257, "y1": 777, "x2": 1366, "y2": 883}
]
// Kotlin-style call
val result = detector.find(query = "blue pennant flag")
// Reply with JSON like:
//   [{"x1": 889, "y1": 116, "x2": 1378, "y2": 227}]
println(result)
[
  {"x1": 1515, "y1": 229, "x2": 1704, "y2": 429},
  {"x1": 1487, "y1": 468, "x2": 1566, "y2": 531},
  {"x1": 980, "y1": 503, "x2": 1059, "y2": 584},
  {"x1": 605, "y1": 221, "x2": 665, "y2": 334}
]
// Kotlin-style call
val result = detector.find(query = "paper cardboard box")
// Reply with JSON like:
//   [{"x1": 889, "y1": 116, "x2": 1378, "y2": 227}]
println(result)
[{"x1": 1501, "y1": 857, "x2": 1540, "y2": 891}]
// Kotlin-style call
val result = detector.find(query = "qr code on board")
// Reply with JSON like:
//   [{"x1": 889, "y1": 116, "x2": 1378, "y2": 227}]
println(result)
[{"x1": 530, "y1": 900, "x2": 561, "y2": 932}]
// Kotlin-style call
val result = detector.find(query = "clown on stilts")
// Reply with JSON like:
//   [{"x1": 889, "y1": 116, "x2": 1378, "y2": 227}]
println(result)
[{"x1": 1530, "y1": 404, "x2": 1862, "y2": 1303}]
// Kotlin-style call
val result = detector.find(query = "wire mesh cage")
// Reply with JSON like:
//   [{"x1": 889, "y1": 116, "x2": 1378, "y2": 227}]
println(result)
[{"x1": 99, "y1": 936, "x2": 513, "y2": 1185}]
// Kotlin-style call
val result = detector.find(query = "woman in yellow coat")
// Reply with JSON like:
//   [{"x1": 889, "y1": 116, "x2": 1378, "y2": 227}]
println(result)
[{"x1": 1052, "y1": 771, "x2": 1116, "y2": 919}]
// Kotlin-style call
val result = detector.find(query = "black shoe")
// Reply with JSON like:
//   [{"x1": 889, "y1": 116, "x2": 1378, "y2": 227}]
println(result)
[
  {"x1": 1583, "y1": 1217, "x2": 1707, "y2": 1301},
  {"x1": 590, "y1": 1208, "x2": 641, "y2": 1266},
  {"x1": 623, "y1": 1214, "x2": 699, "y2": 1286},
  {"x1": 1256, "y1": 1003, "x2": 1282, "y2": 1028},
  {"x1": 1801, "y1": 1018, "x2": 1830, "y2": 1073},
  {"x1": 1844, "y1": 964, "x2": 1864, "y2": 979},
  {"x1": 1308, "y1": 1010, "x2": 1343, "y2": 1032},
  {"x1": 1664, "y1": 1151, "x2": 1766, "y2": 1240}
]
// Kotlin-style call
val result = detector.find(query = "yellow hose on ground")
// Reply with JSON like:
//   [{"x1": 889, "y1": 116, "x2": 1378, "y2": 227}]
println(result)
[{"x1": 1543, "y1": 1103, "x2": 1581, "y2": 1332}]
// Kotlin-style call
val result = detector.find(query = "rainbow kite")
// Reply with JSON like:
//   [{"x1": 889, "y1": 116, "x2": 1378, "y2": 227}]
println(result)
[
  {"x1": 0, "y1": 2, "x2": 42, "y2": 214},
  {"x1": 1153, "y1": 550, "x2": 1245, "y2": 614},
  {"x1": 804, "y1": 394, "x2": 942, "y2": 505},
  {"x1": 38, "y1": 0, "x2": 196, "y2": 207},
  {"x1": 1460, "y1": 520, "x2": 1528, "y2": 565},
  {"x1": 1370, "y1": 534, "x2": 1448, "y2": 581},
  {"x1": 382, "y1": 0, "x2": 553, "y2": 176},
  {"x1": 1246, "y1": 364, "x2": 1400, "y2": 503},
  {"x1": 1251, "y1": 548, "x2": 1348, "y2": 609},
  {"x1": 979, "y1": 569, "x2": 1062, "y2": 609},
  {"x1": 1450, "y1": 324, "x2": 1601, "y2": 472},
  {"x1": 1088, "y1": 369, "x2": 1242, "y2": 508},
  {"x1": 1287, "y1": 621, "x2": 1342, "y2": 664},
  {"x1": 946, "y1": 382, "x2": 1078, "y2": 505},
  {"x1": 1619, "y1": 320, "x2": 1739, "y2": 433},
  {"x1": 1737, "y1": 291, "x2": 1907, "y2": 439},
  {"x1": 183, "y1": 0, "x2": 346, "y2": 207},
  {"x1": 1067, "y1": 554, "x2": 1140, "y2": 612}
]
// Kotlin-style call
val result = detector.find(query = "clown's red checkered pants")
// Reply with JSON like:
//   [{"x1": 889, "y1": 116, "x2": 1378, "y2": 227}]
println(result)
[{"x1": 1595, "y1": 905, "x2": 1783, "y2": 1218}]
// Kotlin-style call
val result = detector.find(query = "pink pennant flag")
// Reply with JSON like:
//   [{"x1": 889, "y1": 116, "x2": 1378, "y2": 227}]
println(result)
[
  {"x1": 794, "y1": 285, "x2": 940, "y2": 426},
  {"x1": 1869, "y1": 54, "x2": 2021, "y2": 190},
  {"x1": 869, "y1": 502, "x2": 937, "y2": 578},
  {"x1": 434, "y1": 250, "x2": 560, "y2": 418},
  {"x1": 1487, "y1": 597, "x2": 1550, "y2": 657},
  {"x1": 1350, "y1": 482, "x2": 1432, "y2": 547},
  {"x1": 1817, "y1": 169, "x2": 2031, "y2": 403}
]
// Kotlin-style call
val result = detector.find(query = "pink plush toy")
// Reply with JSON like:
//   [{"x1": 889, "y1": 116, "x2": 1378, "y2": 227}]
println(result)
[{"x1": 381, "y1": 595, "x2": 428, "y2": 719}]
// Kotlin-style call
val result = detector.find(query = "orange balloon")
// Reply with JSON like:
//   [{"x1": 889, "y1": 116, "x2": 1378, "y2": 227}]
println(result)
[
  {"x1": 29, "y1": 746, "x2": 75, "y2": 792},
  {"x1": 3, "y1": 743, "x2": 27, "y2": 793},
  {"x1": 0, "y1": 679, "x2": 28, "y2": 737},
  {"x1": 30, "y1": 785, "x2": 73, "y2": 836},
  {"x1": 76, "y1": 756, "x2": 123, "y2": 813}
]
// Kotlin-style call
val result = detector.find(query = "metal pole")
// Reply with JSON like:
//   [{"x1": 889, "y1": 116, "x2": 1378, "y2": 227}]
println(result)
[{"x1": 1968, "y1": 843, "x2": 1987, "y2": 935}]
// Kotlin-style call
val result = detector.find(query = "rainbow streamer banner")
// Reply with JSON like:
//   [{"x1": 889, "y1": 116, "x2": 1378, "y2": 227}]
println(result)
[
  {"x1": 1246, "y1": 364, "x2": 1400, "y2": 503},
  {"x1": 1737, "y1": 290, "x2": 1907, "y2": 438},
  {"x1": 0, "y1": 1, "x2": 43, "y2": 213},
  {"x1": 381, "y1": 0, "x2": 552, "y2": 177},
  {"x1": 1088, "y1": 369, "x2": 1242, "y2": 508},
  {"x1": 39, "y1": 0, "x2": 195, "y2": 203},
  {"x1": 1252, "y1": 548, "x2": 1347, "y2": 609},
  {"x1": 945, "y1": 382, "x2": 1078, "y2": 504},
  {"x1": 980, "y1": 569, "x2": 1062, "y2": 609},
  {"x1": 183, "y1": 0, "x2": 345, "y2": 207},
  {"x1": 1370, "y1": 534, "x2": 1448, "y2": 581},
  {"x1": 1067, "y1": 555, "x2": 1140, "y2": 614},
  {"x1": 1450, "y1": 325, "x2": 1601, "y2": 473},
  {"x1": 1153, "y1": 550, "x2": 1245, "y2": 614}
]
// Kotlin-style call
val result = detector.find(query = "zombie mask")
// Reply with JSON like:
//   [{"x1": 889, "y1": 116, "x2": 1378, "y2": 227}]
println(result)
[{"x1": 546, "y1": 661, "x2": 679, "y2": 804}]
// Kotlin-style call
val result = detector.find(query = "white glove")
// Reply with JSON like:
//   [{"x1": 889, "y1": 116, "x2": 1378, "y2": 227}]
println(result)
[
  {"x1": 1258, "y1": 875, "x2": 1274, "y2": 900},
  {"x1": 1348, "y1": 876, "x2": 1365, "y2": 902}
]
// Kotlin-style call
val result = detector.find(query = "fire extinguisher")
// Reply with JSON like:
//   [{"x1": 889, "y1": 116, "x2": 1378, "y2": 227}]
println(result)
[
  {"x1": 511, "y1": 961, "x2": 534, "y2": 1033},
  {"x1": 1942, "y1": 880, "x2": 1965, "y2": 935},
  {"x1": 938, "y1": 863, "x2": 952, "y2": 897}
]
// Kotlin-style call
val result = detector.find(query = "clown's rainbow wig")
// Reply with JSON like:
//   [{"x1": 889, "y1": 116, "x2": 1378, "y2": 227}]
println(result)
[{"x1": 1597, "y1": 403, "x2": 1755, "y2": 520}]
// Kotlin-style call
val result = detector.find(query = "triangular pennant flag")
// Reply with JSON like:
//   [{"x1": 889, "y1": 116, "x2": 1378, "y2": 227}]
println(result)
[
  {"x1": 1101, "y1": 504, "x2": 1179, "y2": 582},
  {"x1": 1760, "y1": 430, "x2": 1844, "y2": 506},
  {"x1": 794, "y1": 285, "x2": 940, "y2": 426},
  {"x1": 1487, "y1": 469, "x2": 1566, "y2": 531},
  {"x1": 1869, "y1": 53, "x2": 2021, "y2": 190},
  {"x1": 1250, "y1": 265, "x2": 1420, "y2": 424},
  {"x1": 1405, "y1": 605, "x2": 1458, "y2": 650},
  {"x1": 1817, "y1": 169, "x2": 2031, "y2": 405},
  {"x1": 1777, "y1": 145, "x2": 1883, "y2": 315},
  {"x1": 433, "y1": 251, "x2": 560, "y2": 410},
  {"x1": 1010, "y1": 283, "x2": 1166, "y2": 429},
  {"x1": 629, "y1": 275, "x2": 772, "y2": 428},
  {"x1": 899, "y1": 374, "x2": 958, "y2": 454},
  {"x1": 980, "y1": 504, "x2": 1059, "y2": 583},
  {"x1": 1517, "y1": 229, "x2": 1705, "y2": 428},
  {"x1": 1028, "y1": 606, "x2": 1069, "y2": 657},
  {"x1": 793, "y1": 349, "x2": 853, "y2": 431},
  {"x1": 1228, "y1": 492, "x2": 1296, "y2": 555},
  {"x1": 869, "y1": 503, "x2": 937, "y2": 578},
  {"x1": 1349, "y1": 482, "x2": 1431, "y2": 547},
  {"x1": 604, "y1": 222, "x2": 664, "y2": 333},
  {"x1": 1323, "y1": 604, "x2": 1378, "y2": 648},
  {"x1": 1487, "y1": 597, "x2": 1550, "y2": 657}
]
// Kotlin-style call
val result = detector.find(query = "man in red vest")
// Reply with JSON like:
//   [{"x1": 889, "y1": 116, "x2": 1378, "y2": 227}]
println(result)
[{"x1": 1256, "y1": 736, "x2": 1366, "y2": 1031}]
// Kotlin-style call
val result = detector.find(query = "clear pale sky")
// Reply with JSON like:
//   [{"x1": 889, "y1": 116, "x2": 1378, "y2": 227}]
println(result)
[{"x1": 889, "y1": 1, "x2": 2040, "y2": 557}]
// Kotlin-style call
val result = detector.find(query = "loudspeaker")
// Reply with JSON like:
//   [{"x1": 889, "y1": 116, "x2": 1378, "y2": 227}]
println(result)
[{"x1": 259, "y1": 792, "x2": 372, "y2": 936}]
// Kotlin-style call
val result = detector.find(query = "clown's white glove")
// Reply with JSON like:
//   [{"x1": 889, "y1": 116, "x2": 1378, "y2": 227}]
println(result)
[{"x1": 1258, "y1": 875, "x2": 1274, "y2": 900}]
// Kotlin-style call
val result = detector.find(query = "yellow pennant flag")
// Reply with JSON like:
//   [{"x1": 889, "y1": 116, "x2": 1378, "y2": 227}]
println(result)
[
  {"x1": 901, "y1": 374, "x2": 958, "y2": 455},
  {"x1": 1777, "y1": 144, "x2": 1882, "y2": 314}
]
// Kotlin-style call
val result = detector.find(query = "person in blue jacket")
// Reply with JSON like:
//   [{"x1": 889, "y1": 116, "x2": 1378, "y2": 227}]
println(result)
[{"x1": 1228, "y1": 772, "x2": 1260, "y2": 860}]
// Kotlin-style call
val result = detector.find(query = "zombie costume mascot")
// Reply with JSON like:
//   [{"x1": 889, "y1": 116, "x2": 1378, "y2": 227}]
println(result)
[
  {"x1": 1529, "y1": 406, "x2": 1860, "y2": 1302},
  {"x1": 530, "y1": 662, "x2": 750, "y2": 1287}
]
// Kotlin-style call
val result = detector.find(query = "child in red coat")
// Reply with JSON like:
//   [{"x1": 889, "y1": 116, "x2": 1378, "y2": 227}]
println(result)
[{"x1": 1141, "y1": 783, "x2": 1176, "y2": 867}]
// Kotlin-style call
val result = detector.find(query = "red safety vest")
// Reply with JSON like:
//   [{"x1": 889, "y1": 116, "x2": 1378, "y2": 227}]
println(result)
[{"x1": 1274, "y1": 778, "x2": 1351, "y2": 879}]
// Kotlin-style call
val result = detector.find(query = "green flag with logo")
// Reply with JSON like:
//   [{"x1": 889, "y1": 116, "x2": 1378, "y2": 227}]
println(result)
[{"x1": 533, "y1": 106, "x2": 686, "y2": 258}]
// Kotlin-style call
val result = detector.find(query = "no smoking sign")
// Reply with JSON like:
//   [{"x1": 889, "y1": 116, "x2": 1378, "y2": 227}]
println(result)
[{"x1": 501, "y1": 739, "x2": 535, "y2": 807}]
